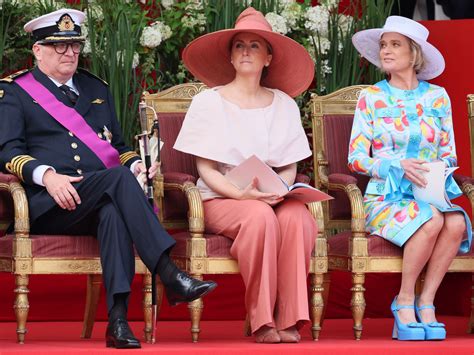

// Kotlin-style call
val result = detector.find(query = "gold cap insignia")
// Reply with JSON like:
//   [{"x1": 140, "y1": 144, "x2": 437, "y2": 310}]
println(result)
[
  {"x1": 57, "y1": 14, "x2": 75, "y2": 32},
  {"x1": 0, "y1": 90, "x2": 4, "y2": 99},
  {"x1": 92, "y1": 98, "x2": 104, "y2": 104}
]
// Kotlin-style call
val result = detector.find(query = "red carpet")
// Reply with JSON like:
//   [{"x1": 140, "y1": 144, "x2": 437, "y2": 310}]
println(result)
[{"x1": 0, "y1": 317, "x2": 472, "y2": 355}]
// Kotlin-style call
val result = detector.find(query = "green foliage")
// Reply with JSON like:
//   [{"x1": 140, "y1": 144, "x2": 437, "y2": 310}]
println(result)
[{"x1": 82, "y1": 0, "x2": 147, "y2": 146}]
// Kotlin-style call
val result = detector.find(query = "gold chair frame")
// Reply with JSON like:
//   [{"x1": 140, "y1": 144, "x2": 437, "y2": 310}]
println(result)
[
  {"x1": 144, "y1": 82, "x2": 328, "y2": 341},
  {"x1": 311, "y1": 85, "x2": 474, "y2": 340},
  {"x1": 0, "y1": 176, "x2": 156, "y2": 343}
]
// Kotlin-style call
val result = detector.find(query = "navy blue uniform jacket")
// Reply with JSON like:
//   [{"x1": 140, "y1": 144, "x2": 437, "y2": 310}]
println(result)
[{"x1": 0, "y1": 67, "x2": 140, "y2": 223}]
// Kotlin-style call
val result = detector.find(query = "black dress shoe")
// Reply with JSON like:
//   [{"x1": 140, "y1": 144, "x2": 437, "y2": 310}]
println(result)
[
  {"x1": 106, "y1": 318, "x2": 141, "y2": 349},
  {"x1": 165, "y1": 271, "x2": 217, "y2": 306}
]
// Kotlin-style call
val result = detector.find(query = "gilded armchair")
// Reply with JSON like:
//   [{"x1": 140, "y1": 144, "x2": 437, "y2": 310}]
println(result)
[
  {"x1": 311, "y1": 85, "x2": 474, "y2": 340},
  {"x1": 143, "y1": 82, "x2": 328, "y2": 342},
  {"x1": 0, "y1": 173, "x2": 155, "y2": 343}
]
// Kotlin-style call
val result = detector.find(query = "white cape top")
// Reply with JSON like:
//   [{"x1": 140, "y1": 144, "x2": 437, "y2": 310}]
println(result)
[{"x1": 174, "y1": 87, "x2": 311, "y2": 200}]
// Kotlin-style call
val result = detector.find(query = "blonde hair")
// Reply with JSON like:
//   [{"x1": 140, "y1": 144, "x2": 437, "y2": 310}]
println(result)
[{"x1": 409, "y1": 39, "x2": 425, "y2": 74}]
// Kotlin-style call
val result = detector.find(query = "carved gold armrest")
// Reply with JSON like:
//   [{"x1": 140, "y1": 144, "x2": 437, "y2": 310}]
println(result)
[
  {"x1": 455, "y1": 174, "x2": 474, "y2": 211},
  {"x1": 307, "y1": 201, "x2": 327, "y2": 262},
  {"x1": 162, "y1": 172, "x2": 204, "y2": 238},
  {"x1": 327, "y1": 173, "x2": 366, "y2": 239},
  {"x1": 0, "y1": 173, "x2": 29, "y2": 238}
]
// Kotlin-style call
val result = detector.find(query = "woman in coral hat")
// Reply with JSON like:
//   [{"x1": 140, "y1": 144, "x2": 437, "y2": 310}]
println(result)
[
  {"x1": 174, "y1": 7, "x2": 316, "y2": 343},
  {"x1": 349, "y1": 16, "x2": 472, "y2": 341}
]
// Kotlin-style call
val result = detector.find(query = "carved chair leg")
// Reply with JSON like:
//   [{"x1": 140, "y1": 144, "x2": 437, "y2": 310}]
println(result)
[
  {"x1": 142, "y1": 273, "x2": 153, "y2": 343},
  {"x1": 14, "y1": 274, "x2": 29, "y2": 344},
  {"x1": 321, "y1": 272, "x2": 331, "y2": 327},
  {"x1": 143, "y1": 274, "x2": 164, "y2": 343},
  {"x1": 310, "y1": 273, "x2": 325, "y2": 341},
  {"x1": 188, "y1": 275, "x2": 203, "y2": 342},
  {"x1": 350, "y1": 272, "x2": 366, "y2": 340},
  {"x1": 468, "y1": 273, "x2": 474, "y2": 334},
  {"x1": 243, "y1": 314, "x2": 251, "y2": 337},
  {"x1": 81, "y1": 274, "x2": 102, "y2": 338}
]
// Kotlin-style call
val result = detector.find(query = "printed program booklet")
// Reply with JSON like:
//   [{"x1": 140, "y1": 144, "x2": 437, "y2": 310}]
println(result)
[
  {"x1": 225, "y1": 155, "x2": 333, "y2": 204},
  {"x1": 412, "y1": 161, "x2": 458, "y2": 210}
]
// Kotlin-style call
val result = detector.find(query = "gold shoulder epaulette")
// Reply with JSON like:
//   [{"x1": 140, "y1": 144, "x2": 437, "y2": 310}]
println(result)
[
  {"x1": 0, "y1": 69, "x2": 29, "y2": 83},
  {"x1": 78, "y1": 68, "x2": 108, "y2": 86}
]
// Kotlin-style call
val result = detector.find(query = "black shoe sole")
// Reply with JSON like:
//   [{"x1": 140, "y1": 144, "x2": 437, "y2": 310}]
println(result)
[{"x1": 106, "y1": 340, "x2": 142, "y2": 349}]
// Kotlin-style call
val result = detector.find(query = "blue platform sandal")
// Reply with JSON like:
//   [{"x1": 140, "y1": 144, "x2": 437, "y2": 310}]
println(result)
[
  {"x1": 415, "y1": 299, "x2": 446, "y2": 340},
  {"x1": 391, "y1": 297, "x2": 425, "y2": 341}
]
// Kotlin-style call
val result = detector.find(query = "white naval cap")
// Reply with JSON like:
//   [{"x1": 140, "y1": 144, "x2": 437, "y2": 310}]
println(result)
[{"x1": 24, "y1": 8, "x2": 85, "y2": 43}]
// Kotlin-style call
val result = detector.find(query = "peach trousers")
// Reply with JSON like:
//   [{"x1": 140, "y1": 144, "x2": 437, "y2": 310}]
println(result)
[{"x1": 203, "y1": 198, "x2": 317, "y2": 333}]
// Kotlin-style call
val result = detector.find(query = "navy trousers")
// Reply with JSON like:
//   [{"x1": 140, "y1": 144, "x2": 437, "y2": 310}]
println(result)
[{"x1": 31, "y1": 166, "x2": 176, "y2": 310}]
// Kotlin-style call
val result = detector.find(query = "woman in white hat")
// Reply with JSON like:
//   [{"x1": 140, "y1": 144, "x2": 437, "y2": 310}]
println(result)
[
  {"x1": 174, "y1": 7, "x2": 317, "y2": 343},
  {"x1": 349, "y1": 16, "x2": 472, "y2": 341}
]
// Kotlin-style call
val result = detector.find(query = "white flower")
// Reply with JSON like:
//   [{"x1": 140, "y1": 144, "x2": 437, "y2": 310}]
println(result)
[
  {"x1": 84, "y1": 4, "x2": 104, "y2": 21},
  {"x1": 161, "y1": 0, "x2": 174, "y2": 9},
  {"x1": 305, "y1": 5, "x2": 329, "y2": 37},
  {"x1": 80, "y1": 22, "x2": 89, "y2": 38},
  {"x1": 185, "y1": 0, "x2": 203, "y2": 11},
  {"x1": 181, "y1": 12, "x2": 206, "y2": 32},
  {"x1": 320, "y1": 0, "x2": 339, "y2": 10},
  {"x1": 140, "y1": 25, "x2": 162, "y2": 48},
  {"x1": 320, "y1": 59, "x2": 332, "y2": 75},
  {"x1": 83, "y1": 39, "x2": 92, "y2": 55},
  {"x1": 310, "y1": 35, "x2": 331, "y2": 55},
  {"x1": 338, "y1": 14, "x2": 353, "y2": 36},
  {"x1": 265, "y1": 12, "x2": 287, "y2": 35},
  {"x1": 280, "y1": 2, "x2": 303, "y2": 31},
  {"x1": 132, "y1": 52, "x2": 139, "y2": 68},
  {"x1": 116, "y1": 50, "x2": 140, "y2": 69},
  {"x1": 176, "y1": 63, "x2": 188, "y2": 81},
  {"x1": 151, "y1": 21, "x2": 172, "y2": 41}
]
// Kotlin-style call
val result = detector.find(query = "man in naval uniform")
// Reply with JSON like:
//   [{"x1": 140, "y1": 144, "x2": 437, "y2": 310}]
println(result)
[{"x1": 0, "y1": 9, "x2": 216, "y2": 349}]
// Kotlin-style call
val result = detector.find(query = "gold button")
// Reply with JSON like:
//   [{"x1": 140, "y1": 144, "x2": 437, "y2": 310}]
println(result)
[
  {"x1": 98, "y1": 132, "x2": 103, "y2": 138},
  {"x1": 74, "y1": 155, "x2": 81, "y2": 162},
  {"x1": 77, "y1": 169, "x2": 83, "y2": 175},
  {"x1": 71, "y1": 142, "x2": 78, "y2": 149},
  {"x1": 68, "y1": 132, "x2": 74, "y2": 137}
]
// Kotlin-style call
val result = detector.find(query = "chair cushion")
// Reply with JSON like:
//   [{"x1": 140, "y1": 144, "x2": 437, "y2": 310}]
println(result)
[
  {"x1": 328, "y1": 231, "x2": 474, "y2": 257},
  {"x1": 328, "y1": 231, "x2": 402, "y2": 257},
  {"x1": 170, "y1": 231, "x2": 233, "y2": 258},
  {"x1": 0, "y1": 234, "x2": 100, "y2": 258}
]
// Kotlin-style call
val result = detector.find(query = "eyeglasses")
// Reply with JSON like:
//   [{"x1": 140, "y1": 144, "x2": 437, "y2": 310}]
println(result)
[{"x1": 42, "y1": 42, "x2": 83, "y2": 54}]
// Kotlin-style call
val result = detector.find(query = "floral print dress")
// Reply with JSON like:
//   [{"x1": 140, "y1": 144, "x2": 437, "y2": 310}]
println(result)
[{"x1": 348, "y1": 79, "x2": 471, "y2": 253}]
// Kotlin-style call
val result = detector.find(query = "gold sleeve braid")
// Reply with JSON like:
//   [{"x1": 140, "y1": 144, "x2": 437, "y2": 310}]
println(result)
[
  {"x1": 5, "y1": 155, "x2": 36, "y2": 182},
  {"x1": 119, "y1": 151, "x2": 140, "y2": 166}
]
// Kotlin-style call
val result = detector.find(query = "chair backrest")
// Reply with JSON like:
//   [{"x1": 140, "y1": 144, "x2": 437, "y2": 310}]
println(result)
[
  {"x1": 143, "y1": 83, "x2": 208, "y2": 223},
  {"x1": 310, "y1": 85, "x2": 369, "y2": 230},
  {"x1": 467, "y1": 94, "x2": 474, "y2": 177}
]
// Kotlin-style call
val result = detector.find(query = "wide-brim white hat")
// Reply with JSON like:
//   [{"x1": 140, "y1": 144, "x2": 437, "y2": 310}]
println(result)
[{"x1": 352, "y1": 16, "x2": 445, "y2": 80}]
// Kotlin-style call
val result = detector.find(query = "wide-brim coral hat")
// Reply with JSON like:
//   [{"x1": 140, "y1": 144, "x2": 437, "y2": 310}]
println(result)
[
  {"x1": 352, "y1": 16, "x2": 445, "y2": 80},
  {"x1": 182, "y1": 7, "x2": 314, "y2": 97}
]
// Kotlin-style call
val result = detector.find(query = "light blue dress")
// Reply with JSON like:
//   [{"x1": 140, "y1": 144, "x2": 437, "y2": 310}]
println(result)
[{"x1": 348, "y1": 80, "x2": 472, "y2": 253}]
